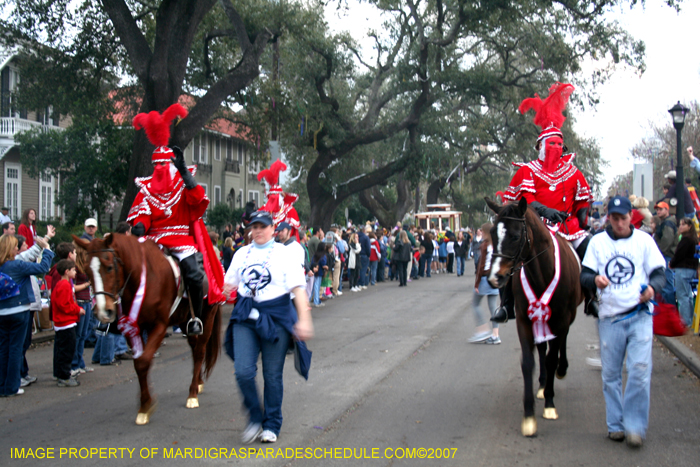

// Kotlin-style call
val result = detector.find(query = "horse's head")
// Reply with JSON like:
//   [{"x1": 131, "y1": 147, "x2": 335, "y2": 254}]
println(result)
[
  {"x1": 485, "y1": 197, "x2": 531, "y2": 288},
  {"x1": 73, "y1": 233, "x2": 128, "y2": 324}
]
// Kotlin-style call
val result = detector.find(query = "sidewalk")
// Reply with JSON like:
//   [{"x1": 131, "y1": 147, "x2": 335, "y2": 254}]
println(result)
[{"x1": 657, "y1": 334, "x2": 700, "y2": 379}]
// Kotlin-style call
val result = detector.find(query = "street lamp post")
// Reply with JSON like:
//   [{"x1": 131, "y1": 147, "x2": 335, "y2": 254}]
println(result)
[{"x1": 669, "y1": 101, "x2": 690, "y2": 222}]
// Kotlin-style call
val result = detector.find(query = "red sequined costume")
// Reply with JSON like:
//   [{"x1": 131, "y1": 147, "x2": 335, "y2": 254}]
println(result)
[
  {"x1": 504, "y1": 155, "x2": 592, "y2": 241},
  {"x1": 127, "y1": 166, "x2": 208, "y2": 254},
  {"x1": 257, "y1": 160, "x2": 301, "y2": 239},
  {"x1": 126, "y1": 104, "x2": 224, "y2": 340}
]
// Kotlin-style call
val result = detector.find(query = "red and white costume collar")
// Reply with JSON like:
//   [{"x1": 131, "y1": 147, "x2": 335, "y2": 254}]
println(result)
[
  {"x1": 513, "y1": 154, "x2": 578, "y2": 187},
  {"x1": 130, "y1": 166, "x2": 196, "y2": 218}
]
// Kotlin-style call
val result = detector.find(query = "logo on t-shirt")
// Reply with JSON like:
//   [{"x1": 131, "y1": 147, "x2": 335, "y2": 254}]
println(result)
[
  {"x1": 605, "y1": 255, "x2": 635, "y2": 287},
  {"x1": 242, "y1": 264, "x2": 272, "y2": 295}
]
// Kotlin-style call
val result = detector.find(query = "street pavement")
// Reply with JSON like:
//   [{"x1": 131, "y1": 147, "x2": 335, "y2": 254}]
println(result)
[{"x1": 1, "y1": 268, "x2": 699, "y2": 466}]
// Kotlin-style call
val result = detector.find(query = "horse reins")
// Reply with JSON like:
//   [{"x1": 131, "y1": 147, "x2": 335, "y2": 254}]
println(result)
[
  {"x1": 493, "y1": 216, "x2": 552, "y2": 278},
  {"x1": 91, "y1": 248, "x2": 132, "y2": 308}
]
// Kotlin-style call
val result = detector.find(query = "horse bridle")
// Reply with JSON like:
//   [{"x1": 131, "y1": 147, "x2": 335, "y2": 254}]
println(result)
[
  {"x1": 91, "y1": 248, "x2": 132, "y2": 307},
  {"x1": 492, "y1": 215, "x2": 551, "y2": 277}
]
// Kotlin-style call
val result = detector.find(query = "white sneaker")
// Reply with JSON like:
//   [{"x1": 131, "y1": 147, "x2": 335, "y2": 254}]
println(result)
[
  {"x1": 337, "y1": 291, "x2": 343, "y2": 296},
  {"x1": 352, "y1": 287, "x2": 359, "y2": 292},
  {"x1": 586, "y1": 357, "x2": 602, "y2": 368},
  {"x1": 361, "y1": 286, "x2": 368, "y2": 289},
  {"x1": 260, "y1": 429, "x2": 277, "y2": 443},
  {"x1": 70, "y1": 369, "x2": 81, "y2": 378},
  {"x1": 241, "y1": 422, "x2": 262, "y2": 444},
  {"x1": 468, "y1": 331, "x2": 491, "y2": 343}
]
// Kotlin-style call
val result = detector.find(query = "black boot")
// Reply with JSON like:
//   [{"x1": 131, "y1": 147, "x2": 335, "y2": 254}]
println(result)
[
  {"x1": 583, "y1": 288, "x2": 599, "y2": 318},
  {"x1": 575, "y1": 235, "x2": 598, "y2": 318},
  {"x1": 180, "y1": 254, "x2": 205, "y2": 336},
  {"x1": 492, "y1": 281, "x2": 514, "y2": 323}
]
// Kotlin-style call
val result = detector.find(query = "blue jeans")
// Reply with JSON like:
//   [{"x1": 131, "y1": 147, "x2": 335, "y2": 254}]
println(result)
[
  {"x1": 312, "y1": 275, "x2": 323, "y2": 305},
  {"x1": 0, "y1": 310, "x2": 29, "y2": 396},
  {"x1": 85, "y1": 314, "x2": 99, "y2": 346},
  {"x1": 92, "y1": 333, "x2": 115, "y2": 365},
  {"x1": 661, "y1": 256, "x2": 676, "y2": 305},
  {"x1": 674, "y1": 268, "x2": 697, "y2": 326},
  {"x1": 115, "y1": 335, "x2": 129, "y2": 355},
  {"x1": 419, "y1": 255, "x2": 432, "y2": 277},
  {"x1": 456, "y1": 256, "x2": 465, "y2": 276},
  {"x1": 598, "y1": 311, "x2": 653, "y2": 437},
  {"x1": 359, "y1": 255, "x2": 370, "y2": 286},
  {"x1": 369, "y1": 261, "x2": 378, "y2": 285},
  {"x1": 71, "y1": 302, "x2": 92, "y2": 370},
  {"x1": 233, "y1": 320, "x2": 291, "y2": 436},
  {"x1": 21, "y1": 310, "x2": 34, "y2": 378},
  {"x1": 376, "y1": 259, "x2": 385, "y2": 282}
]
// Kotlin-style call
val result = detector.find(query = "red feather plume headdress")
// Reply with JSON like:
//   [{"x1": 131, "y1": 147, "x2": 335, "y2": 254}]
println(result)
[
  {"x1": 132, "y1": 103, "x2": 189, "y2": 162},
  {"x1": 518, "y1": 82, "x2": 574, "y2": 148},
  {"x1": 257, "y1": 160, "x2": 287, "y2": 194}
]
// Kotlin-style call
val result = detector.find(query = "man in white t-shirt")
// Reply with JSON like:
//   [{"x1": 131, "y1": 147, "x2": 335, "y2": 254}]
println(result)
[
  {"x1": 223, "y1": 210, "x2": 313, "y2": 445},
  {"x1": 275, "y1": 221, "x2": 306, "y2": 274},
  {"x1": 580, "y1": 195, "x2": 666, "y2": 448}
]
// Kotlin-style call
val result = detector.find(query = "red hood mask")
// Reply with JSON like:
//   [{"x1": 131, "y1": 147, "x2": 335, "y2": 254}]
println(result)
[
  {"x1": 539, "y1": 136, "x2": 563, "y2": 173},
  {"x1": 151, "y1": 163, "x2": 174, "y2": 194}
]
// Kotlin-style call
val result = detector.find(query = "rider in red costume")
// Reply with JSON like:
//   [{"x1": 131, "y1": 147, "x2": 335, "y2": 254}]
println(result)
[
  {"x1": 127, "y1": 104, "x2": 224, "y2": 336},
  {"x1": 492, "y1": 83, "x2": 595, "y2": 322},
  {"x1": 257, "y1": 160, "x2": 301, "y2": 240}
]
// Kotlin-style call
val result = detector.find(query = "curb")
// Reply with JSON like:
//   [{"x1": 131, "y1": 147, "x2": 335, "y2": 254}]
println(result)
[
  {"x1": 657, "y1": 335, "x2": 700, "y2": 379},
  {"x1": 32, "y1": 332, "x2": 56, "y2": 344}
]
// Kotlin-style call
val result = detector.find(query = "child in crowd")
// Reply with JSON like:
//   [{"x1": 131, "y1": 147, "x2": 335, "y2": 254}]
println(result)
[{"x1": 52, "y1": 259, "x2": 85, "y2": 387}]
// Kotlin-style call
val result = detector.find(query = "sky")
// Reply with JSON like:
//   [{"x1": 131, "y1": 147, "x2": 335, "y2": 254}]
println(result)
[{"x1": 324, "y1": 1, "x2": 700, "y2": 197}]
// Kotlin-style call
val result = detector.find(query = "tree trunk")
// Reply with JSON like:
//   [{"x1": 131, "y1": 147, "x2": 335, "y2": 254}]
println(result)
[
  {"x1": 308, "y1": 195, "x2": 342, "y2": 231},
  {"x1": 358, "y1": 176, "x2": 413, "y2": 227},
  {"x1": 426, "y1": 178, "x2": 447, "y2": 205}
]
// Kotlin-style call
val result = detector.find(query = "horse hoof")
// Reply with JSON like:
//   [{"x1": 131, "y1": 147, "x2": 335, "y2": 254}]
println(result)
[
  {"x1": 536, "y1": 388, "x2": 545, "y2": 400},
  {"x1": 135, "y1": 413, "x2": 150, "y2": 425},
  {"x1": 556, "y1": 372, "x2": 566, "y2": 380},
  {"x1": 198, "y1": 384, "x2": 204, "y2": 394},
  {"x1": 543, "y1": 408, "x2": 559, "y2": 420},
  {"x1": 186, "y1": 397, "x2": 199, "y2": 409},
  {"x1": 521, "y1": 417, "x2": 537, "y2": 437}
]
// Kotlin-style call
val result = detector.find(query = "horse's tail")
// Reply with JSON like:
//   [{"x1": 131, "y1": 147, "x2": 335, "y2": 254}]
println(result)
[{"x1": 203, "y1": 304, "x2": 222, "y2": 380}]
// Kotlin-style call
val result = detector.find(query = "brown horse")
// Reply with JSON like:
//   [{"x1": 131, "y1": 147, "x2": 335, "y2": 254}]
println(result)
[
  {"x1": 486, "y1": 197, "x2": 581, "y2": 437},
  {"x1": 74, "y1": 233, "x2": 222, "y2": 425}
]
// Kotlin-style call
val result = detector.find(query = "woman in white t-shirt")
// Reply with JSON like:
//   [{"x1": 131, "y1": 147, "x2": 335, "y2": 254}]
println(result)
[{"x1": 223, "y1": 211, "x2": 313, "y2": 445}]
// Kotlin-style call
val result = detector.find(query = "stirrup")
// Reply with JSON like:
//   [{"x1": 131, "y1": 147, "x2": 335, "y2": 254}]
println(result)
[
  {"x1": 186, "y1": 317, "x2": 203, "y2": 336},
  {"x1": 491, "y1": 306, "x2": 509, "y2": 323},
  {"x1": 95, "y1": 322, "x2": 110, "y2": 337}
]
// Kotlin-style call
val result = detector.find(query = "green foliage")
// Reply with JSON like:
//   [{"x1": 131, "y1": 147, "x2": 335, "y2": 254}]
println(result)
[
  {"x1": 207, "y1": 203, "x2": 234, "y2": 231},
  {"x1": 16, "y1": 116, "x2": 132, "y2": 225}
]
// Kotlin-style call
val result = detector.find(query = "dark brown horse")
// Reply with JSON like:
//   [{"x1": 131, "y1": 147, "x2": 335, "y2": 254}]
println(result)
[
  {"x1": 74, "y1": 233, "x2": 222, "y2": 425},
  {"x1": 486, "y1": 197, "x2": 581, "y2": 437}
]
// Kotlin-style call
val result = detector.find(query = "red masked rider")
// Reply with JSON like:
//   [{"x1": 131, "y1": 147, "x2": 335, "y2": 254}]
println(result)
[
  {"x1": 257, "y1": 160, "x2": 301, "y2": 240},
  {"x1": 492, "y1": 83, "x2": 595, "y2": 322},
  {"x1": 127, "y1": 104, "x2": 224, "y2": 336}
]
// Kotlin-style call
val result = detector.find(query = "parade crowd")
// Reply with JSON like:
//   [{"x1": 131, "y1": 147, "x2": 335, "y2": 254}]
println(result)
[{"x1": 1, "y1": 89, "x2": 698, "y2": 453}]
